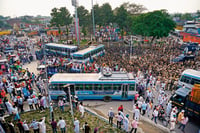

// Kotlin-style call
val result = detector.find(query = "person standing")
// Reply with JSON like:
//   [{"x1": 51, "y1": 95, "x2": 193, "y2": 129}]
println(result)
[
  {"x1": 134, "y1": 106, "x2": 140, "y2": 121},
  {"x1": 123, "y1": 114, "x2": 129, "y2": 133},
  {"x1": 12, "y1": 105, "x2": 20, "y2": 121},
  {"x1": 115, "y1": 112, "x2": 123, "y2": 129},
  {"x1": 5, "y1": 100, "x2": 13, "y2": 115},
  {"x1": 32, "y1": 95, "x2": 39, "y2": 110},
  {"x1": 74, "y1": 117, "x2": 80, "y2": 133},
  {"x1": 17, "y1": 96, "x2": 24, "y2": 113},
  {"x1": 38, "y1": 117, "x2": 46, "y2": 133},
  {"x1": 17, "y1": 119, "x2": 24, "y2": 133},
  {"x1": 118, "y1": 105, "x2": 124, "y2": 112},
  {"x1": 27, "y1": 96, "x2": 34, "y2": 110},
  {"x1": 177, "y1": 110, "x2": 184, "y2": 124},
  {"x1": 141, "y1": 101, "x2": 147, "y2": 115},
  {"x1": 51, "y1": 119, "x2": 57, "y2": 133},
  {"x1": 8, "y1": 120, "x2": 15, "y2": 133},
  {"x1": 29, "y1": 119, "x2": 39, "y2": 133},
  {"x1": 170, "y1": 115, "x2": 177, "y2": 131},
  {"x1": 23, "y1": 120, "x2": 30, "y2": 133},
  {"x1": 79, "y1": 102, "x2": 85, "y2": 118},
  {"x1": 108, "y1": 107, "x2": 114, "y2": 125},
  {"x1": 83, "y1": 122, "x2": 90, "y2": 133},
  {"x1": 178, "y1": 115, "x2": 189, "y2": 132},
  {"x1": 58, "y1": 99, "x2": 64, "y2": 112},
  {"x1": 57, "y1": 117, "x2": 66, "y2": 133}
]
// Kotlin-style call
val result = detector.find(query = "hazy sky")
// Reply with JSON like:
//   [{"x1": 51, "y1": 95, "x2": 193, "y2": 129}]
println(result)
[{"x1": 0, "y1": 0, "x2": 200, "y2": 17}]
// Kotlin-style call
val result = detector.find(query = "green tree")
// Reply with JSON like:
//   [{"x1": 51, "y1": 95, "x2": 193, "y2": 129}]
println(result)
[
  {"x1": 131, "y1": 10, "x2": 176, "y2": 44},
  {"x1": 50, "y1": 7, "x2": 72, "y2": 40},
  {"x1": 181, "y1": 13, "x2": 193, "y2": 21},
  {"x1": 114, "y1": 5, "x2": 128, "y2": 39},
  {"x1": 100, "y1": 3, "x2": 114, "y2": 25},
  {"x1": 77, "y1": 6, "x2": 90, "y2": 27}
]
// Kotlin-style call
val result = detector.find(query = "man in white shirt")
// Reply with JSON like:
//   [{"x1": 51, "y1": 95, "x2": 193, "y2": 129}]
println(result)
[
  {"x1": 79, "y1": 102, "x2": 84, "y2": 118},
  {"x1": 57, "y1": 117, "x2": 66, "y2": 133},
  {"x1": 27, "y1": 96, "x2": 33, "y2": 110},
  {"x1": 22, "y1": 120, "x2": 30, "y2": 133},
  {"x1": 38, "y1": 117, "x2": 46, "y2": 133},
  {"x1": 151, "y1": 108, "x2": 158, "y2": 124},
  {"x1": 74, "y1": 117, "x2": 79, "y2": 133}
]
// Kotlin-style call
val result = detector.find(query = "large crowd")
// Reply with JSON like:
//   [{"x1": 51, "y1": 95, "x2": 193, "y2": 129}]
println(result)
[{"x1": 0, "y1": 33, "x2": 199, "y2": 133}]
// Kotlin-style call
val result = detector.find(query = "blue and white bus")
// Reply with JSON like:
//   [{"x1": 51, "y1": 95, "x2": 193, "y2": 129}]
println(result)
[
  {"x1": 72, "y1": 44, "x2": 104, "y2": 63},
  {"x1": 178, "y1": 69, "x2": 200, "y2": 89},
  {"x1": 49, "y1": 71, "x2": 136, "y2": 101},
  {"x1": 45, "y1": 43, "x2": 78, "y2": 57}
]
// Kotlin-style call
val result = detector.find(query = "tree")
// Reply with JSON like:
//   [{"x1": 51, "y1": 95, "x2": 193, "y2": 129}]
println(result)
[
  {"x1": 100, "y1": 3, "x2": 114, "y2": 25},
  {"x1": 77, "y1": 6, "x2": 90, "y2": 27},
  {"x1": 131, "y1": 10, "x2": 176, "y2": 44},
  {"x1": 114, "y1": 5, "x2": 128, "y2": 39},
  {"x1": 50, "y1": 7, "x2": 72, "y2": 40}
]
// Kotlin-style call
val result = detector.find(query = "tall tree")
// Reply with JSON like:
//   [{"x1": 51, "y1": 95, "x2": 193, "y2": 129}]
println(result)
[
  {"x1": 77, "y1": 6, "x2": 89, "y2": 27},
  {"x1": 100, "y1": 3, "x2": 114, "y2": 25},
  {"x1": 131, "y1": 10, "x2": 176, "y2": 43},
  {"x1": 50, "y1": 7, "x2": 72, "y2": 40},
  {"x1": 114, "y1": 5, "x2": 128, "y2": 39}
]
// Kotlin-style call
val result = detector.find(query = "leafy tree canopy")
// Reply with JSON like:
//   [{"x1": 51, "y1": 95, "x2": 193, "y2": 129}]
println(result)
[{"x1": 131, "y1": 10, "x2": 176, "y2": 42}]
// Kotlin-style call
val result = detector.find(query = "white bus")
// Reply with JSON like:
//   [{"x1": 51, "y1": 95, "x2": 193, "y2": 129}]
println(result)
[
  {"x1": 48, "y1": 71, "x2": 136, "y2": 101},
  {"x1": 72, "y1": 44, "x2": 104, "y2": 63},
  {"x1": 178, "y1": 69, "x2": 200, "y2": 89}
]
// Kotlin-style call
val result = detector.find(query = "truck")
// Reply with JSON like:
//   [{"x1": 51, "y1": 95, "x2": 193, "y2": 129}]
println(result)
[{"x1": 170, "y1": 84, "x2": 200, "y2": 119}]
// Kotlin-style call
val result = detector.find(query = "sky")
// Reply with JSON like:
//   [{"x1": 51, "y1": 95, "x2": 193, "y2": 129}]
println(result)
[{"x1": 0, "y1": 0, "x2": 200, "y2": 18}]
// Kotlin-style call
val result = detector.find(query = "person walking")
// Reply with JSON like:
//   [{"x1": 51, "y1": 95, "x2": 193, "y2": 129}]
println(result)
[
  {"x1": 130, "y1": 119, "x2": 141, "y2": 133},
  {"x1": 151, "y1": 108, "x2": 158, "y2": 124},
  {"x1": 74, "y1": 117, "x2": 80, "y2": 133},
  {"x1": 17, "y1": 96, "x2": 24, "y2": 113},
  {"x1": 57, "y1": 117, "x2": 66, "y2": 133},
  {"x1": 108, "y1": 107, "x2": 114, "y2": 125},
  {"x1": 51, "y1": 119, "x2": 57, "y2": 133},
  {"x1": 170, "y1": 114, "x2": 177, "y2": 131},
  {"x1": 12, "y1": 105, "x2": 20, "y2": 121},
  {"x1": 134, "y1": 106, "x2": 140, "y2": 121},
  {"x1": 118, "y1": 105, "x2": 124, "y2": 112}
]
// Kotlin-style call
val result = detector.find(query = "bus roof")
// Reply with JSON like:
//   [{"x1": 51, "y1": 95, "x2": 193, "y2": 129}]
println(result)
[
  {"x1": 49, "y1": 72, "x2": 135, "y2": 84},
  {"x1": 182, "y1": 69, "x2": 200, "y2": 79},
  {"x1": 73, "y1": 44, "x2": 104, "y2": 57},
  {"x1": 45, "y1": 43, "x2": 77, "y2": 50}
]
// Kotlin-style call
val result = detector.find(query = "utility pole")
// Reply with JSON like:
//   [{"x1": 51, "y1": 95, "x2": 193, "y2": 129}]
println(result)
[
  {"x1": 91, "y1": 0, "x2": 95, "y2": 41},
  {"x1": 72, "y1": 0, "x2": 80, "y2": 46},
  {"x1": 43, "y1": 44, "x2": 51, "y2": 120}
]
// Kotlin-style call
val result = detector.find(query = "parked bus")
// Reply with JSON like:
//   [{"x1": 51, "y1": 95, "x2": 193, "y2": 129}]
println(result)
[
  {"x1": 45, "y1": 43, "x2": 78, "y2": 57},
  {"x1": 178, "y1": 69, "x2": 200, "y2": 89},
  {"x1": 48, "y1": 71, "x2": 136, "y2": 101},
  {"x1": 72, "y1": 44, "x2": 104, "y2": 63}
]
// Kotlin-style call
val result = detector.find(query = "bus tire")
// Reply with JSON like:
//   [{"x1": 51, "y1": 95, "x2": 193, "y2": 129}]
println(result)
[{"x1": 104, "y1": 96, "x2": 111, "y2": 102}]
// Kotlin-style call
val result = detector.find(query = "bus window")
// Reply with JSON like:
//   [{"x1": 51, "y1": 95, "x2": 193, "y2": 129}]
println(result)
[
  {"x1": 129, "y1": 84, "x2": 135, "y2": 91},
  {"x1": 94, "y1": 84, "x2": 102, "y2": 90},
  {"x1": 180, "y1": 75, "x2": 191, "y2": 84},
  {"x1": 113, "y1": 84, "x2": 121, "y2": 91},
  {"x1": 77, "y1": 84, "x2": 84, "y2": 90},
  {"x1": 103, "y1": 84, "x2": 112, "y2": 91},
  {"x1": 191, "y1": 78, "x2": 200, "y2": 85},
  {"x1": 85, "y1": 84, "x2": 93, "y2": 90}
]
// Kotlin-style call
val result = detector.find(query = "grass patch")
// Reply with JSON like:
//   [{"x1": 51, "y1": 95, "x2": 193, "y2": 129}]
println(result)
[{"x1": 5, "y1": 107, "x2": 124, "y2": 133}]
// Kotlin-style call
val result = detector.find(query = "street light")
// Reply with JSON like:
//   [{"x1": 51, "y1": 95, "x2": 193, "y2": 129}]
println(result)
[
  {"x1": 91, "y1": 0, "x2": 95, "y2": 41},
  {"x1": 72, "y1": 0, "x2": 80, "y2": 46}
]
